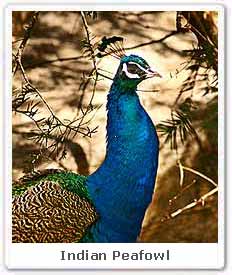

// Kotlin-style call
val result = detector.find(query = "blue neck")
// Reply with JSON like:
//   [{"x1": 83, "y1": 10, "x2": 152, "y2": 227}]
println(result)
[{"x1": 87, "y1": 78, "x2": 159, "y2": 242}]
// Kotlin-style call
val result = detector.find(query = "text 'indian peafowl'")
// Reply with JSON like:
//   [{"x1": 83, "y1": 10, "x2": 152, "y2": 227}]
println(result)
[{"x1": 12, "y1": 39, "x2": 161, "y2": 243}]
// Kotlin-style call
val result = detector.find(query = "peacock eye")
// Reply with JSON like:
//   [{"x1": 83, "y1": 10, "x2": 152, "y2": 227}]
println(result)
[
  {"x1": 122, "y1": 62, "x2": 148, "y2": 79},
  {"x1": 127, "y1": 63, "x2": 141, "y2": 75}
]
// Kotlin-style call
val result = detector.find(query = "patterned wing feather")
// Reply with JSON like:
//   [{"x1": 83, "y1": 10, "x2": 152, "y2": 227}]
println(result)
[{"x1": 12, "y1": 170, "x2": 98, "y2": 243}]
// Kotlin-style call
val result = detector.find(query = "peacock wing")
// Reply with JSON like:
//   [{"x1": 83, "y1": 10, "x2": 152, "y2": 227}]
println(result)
[{"x1": 12, "y1": 170, "x2": 98, "y2": 243}]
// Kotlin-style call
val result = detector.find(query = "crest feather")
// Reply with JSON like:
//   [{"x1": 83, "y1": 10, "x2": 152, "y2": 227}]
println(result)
[{"x1": 97, "y1": 36, "x2": 125, "y2": 59}]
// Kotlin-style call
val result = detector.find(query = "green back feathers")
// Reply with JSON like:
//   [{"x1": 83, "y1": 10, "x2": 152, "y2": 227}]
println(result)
[
  {"x1": 12, "y1": 169, "x2": 98, "y2": 243},
  {"x1": 13, "y1": 169, "x2": 91, "y2": 201}
]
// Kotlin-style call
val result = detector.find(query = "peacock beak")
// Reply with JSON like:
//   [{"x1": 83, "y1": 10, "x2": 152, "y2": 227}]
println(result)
[{"x1": 145, "y1": 68, "x2": 162, "y2": 79}]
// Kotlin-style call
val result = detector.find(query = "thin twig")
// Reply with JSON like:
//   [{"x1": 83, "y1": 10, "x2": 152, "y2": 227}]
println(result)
[
  {"x1": 178, "y1": 160, "x2": 184, "y2": 187},
  {"x1": 74, "y1": 12, "x2": 99, "y2": 134},
  {"x1": 19, "y1": 57, "x2": 96, "y2": 134},
  {"x1": 181, "y1": 165, "x2": 217, "y2": 187},
  {"x1": 126, "y1": 31, "x2": 178, "y2": 51},
  {"x1": 169, "y1": 179, "x2": 197, "y2": 205},
  {"x1": 161, "y1": 163, "x2": 218, "y2": 222},
  {"x1": 80, "y1": 11, "x2": 97, "y2": 73},
  {"x1": 168, "y1": 187, "x2": 218, "y2": 219},
  {"x1": 24, "y1": 55, "x2": 85, "y2": 69},
  {"x1": 13, "y1": 11, "x2": 39, "y2": 75},
  {"x1": 99, "y1": 31, "x2": 179, "y2": 59}
]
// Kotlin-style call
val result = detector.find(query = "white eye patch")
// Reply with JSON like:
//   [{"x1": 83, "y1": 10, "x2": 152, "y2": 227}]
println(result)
[
  {"x1": 122, "y1": 63, "x2": 140, "y2": 79},
  {"x1": 128, "y1": 62, "x2": 150, "y2": 74},
  {"x1": 122, "y1": 62, "x2": 152, "y2": 79}
]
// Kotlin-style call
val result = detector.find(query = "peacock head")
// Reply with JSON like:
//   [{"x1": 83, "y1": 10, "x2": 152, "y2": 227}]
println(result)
[{"x1": 114, "y1": 54, "x2": 162, "y2": 90}]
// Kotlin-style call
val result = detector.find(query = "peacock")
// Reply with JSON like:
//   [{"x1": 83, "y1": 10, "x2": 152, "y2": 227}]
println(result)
[{"x1": 12, "y1": 37, "x2": 161, "y2": 243}]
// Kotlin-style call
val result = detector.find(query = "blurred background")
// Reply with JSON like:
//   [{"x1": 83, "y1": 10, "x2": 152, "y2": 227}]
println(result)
[{"x1": 12, "y1": 11, "x2": 218, "y2": 242}]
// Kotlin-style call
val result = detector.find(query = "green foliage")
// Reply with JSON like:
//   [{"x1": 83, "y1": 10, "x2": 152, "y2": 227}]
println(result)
[
  {"x1": 157, "y1": 109, "x2": 196, "y2": 150},
  {"x1": 158, "y1": 11, "x2": 218, "y2": 151}
]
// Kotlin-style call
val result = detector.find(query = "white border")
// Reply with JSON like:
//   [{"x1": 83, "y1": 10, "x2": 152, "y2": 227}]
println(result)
[{"x1": 4, "y1": 3, "x2": 225, "y2": 270}]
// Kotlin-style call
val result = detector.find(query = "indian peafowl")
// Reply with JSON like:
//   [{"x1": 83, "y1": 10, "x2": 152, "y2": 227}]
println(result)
[{"x1": 12, "y1": 37, "x2": 161, "y2": 243}]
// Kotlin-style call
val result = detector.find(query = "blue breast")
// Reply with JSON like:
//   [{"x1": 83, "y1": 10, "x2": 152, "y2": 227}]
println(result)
[{"x1": 86, "y1": 81, "x2": 159, "y2": 242}]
